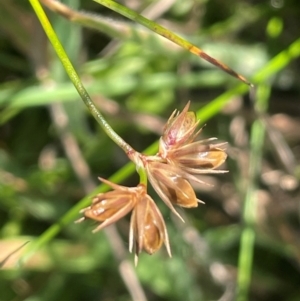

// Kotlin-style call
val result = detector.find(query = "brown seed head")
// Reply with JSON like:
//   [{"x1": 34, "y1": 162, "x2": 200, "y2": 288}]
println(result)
[
  {"x1": 77, "y1": 178, "x2": 171, "y2": 264},
  {"x1": 129, "y1": 193, "x2": 171, "y2": 265},
  {"x1": 166, "y1": 139, "x2": 228, "y2": 173},
  {"x1": 76, "y1": 178, "x2": 141, "y2": 232},
  {"x1": 159, "y1": 102, "x2": 227, "y2": 173},
  {"x1": 160, "y1": 101, "x2": 201, "y2": 157},
  {"x1": 144, "y1": 102, "x2": 228, "y2": 221},
  {"x1": 146, "y1": 161, "x2": 203, "y2": 221}
]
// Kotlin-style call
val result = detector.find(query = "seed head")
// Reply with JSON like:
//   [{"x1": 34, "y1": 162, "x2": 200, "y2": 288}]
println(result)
[
  {"x1": 77, "y1": 178, "x2": 171, "y2": 264},
  {"x1": 78, "y1": 101, "x2": 228, "y2": 264},
  {"x1": 146, "y1": 161, "x2": 204, "y2": 221},
  {"x1": 129, "y1": 193, "x2": 171, "y2": 265},
  {"x1": 159, "y1": 102, "x2": 227, "y2": 173},
  {"x1": 160, "y1": 101, "x2": 200, "y2": 156},
  {"x1": 76, "y1": 178, "x2": 140, "y2": 232}
]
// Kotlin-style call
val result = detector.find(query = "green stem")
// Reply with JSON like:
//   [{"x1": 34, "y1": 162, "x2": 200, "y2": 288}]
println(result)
[
  {"x1": 137, "y1": 164, "x2": 148, "y2": 187},
  {"x1": 29, "y1": 0, "x2": 133, "y2": 154},
  {"x1": 93, "y1": 0, "x2": 252, "y2": 86},
  {"x1": 236, "y1": 85, "x2": 270, "y2": 301}
]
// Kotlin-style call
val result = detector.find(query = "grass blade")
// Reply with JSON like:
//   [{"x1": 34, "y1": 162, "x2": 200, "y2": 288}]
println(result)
[
  {"x1": 236, "y1": 85, "x2": 271, "y2": 301},
  {"x1": 93, "y1": 0, "x2": 252, "y2": 86}
]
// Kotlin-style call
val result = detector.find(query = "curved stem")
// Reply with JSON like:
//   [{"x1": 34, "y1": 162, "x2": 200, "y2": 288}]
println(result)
[{"x1": 29, "y1": 0, "x2": 133, "y2": 154}]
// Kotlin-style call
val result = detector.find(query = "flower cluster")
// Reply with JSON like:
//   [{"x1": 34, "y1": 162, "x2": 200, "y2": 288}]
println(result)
[
  {"x1": 159, "y1": 102, "x2": 227, "y2": 171},
  {"x1": 145, "y1": 102, "x2": 227, "y2": 220},
  {"x1": 77, "y1": 102, "x2": 227, "y2": 263},
  {"x1": 77, "y1": 178, "x2": 170, "y2": 264}
]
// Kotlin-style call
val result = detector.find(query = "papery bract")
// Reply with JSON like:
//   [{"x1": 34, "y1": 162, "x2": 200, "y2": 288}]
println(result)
[
  {"x1": 166, "y1": 140, "x2": 228, "y2": 173},
  {"x1": 129, "y1": 193, "x2": 171, "y2": 265},
  {"x1": 77, "y1": 179, "x2": 171, "y2": 263},
  {"x1": 159, "y1": 102, "x2": 227, "y2": 173},
  {"x1": 76, "y1": 177, "x2": 140, "y2": 232},
  {"x1": 146, "y1": 161, "x2": 204, "y2": 221},
  {"x1": 160, "y1": 101, "x2": 200, "y2": 156}
]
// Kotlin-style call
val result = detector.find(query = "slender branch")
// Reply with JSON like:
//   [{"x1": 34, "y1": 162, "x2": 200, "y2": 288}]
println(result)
[
  {"x1": 236, "y1": 85, "x2": 270, "y2": 301},
  {"x1": 29, "y1": 0, "x2": 133, "y2": 154}
]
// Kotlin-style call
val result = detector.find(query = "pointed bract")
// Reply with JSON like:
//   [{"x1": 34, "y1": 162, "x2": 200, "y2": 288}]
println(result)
[
  {"x1": 77, "y1": 178, "x2": 141, "y2": 232},
  {"x1": 146, "y1": 161, "x2": 204, "y2": 221},
  {"x1": 167, "y1": 140, "x2": 228, "y2": 173},
  {"x1": 77, "y1": 179, "x2": 171, "y2": 264},
  {"x1": 129, "y1": 194, "x2": 171, "y2": 265},
  {"x1": 160, "y1": 101, "x2": 201, "y2": 156},
  {"x1": 145, "y1": 102, "x2": 228, "y2": 222},
  {"x1": 159, "y1": 102, "x2": 227, "y2": 173}
]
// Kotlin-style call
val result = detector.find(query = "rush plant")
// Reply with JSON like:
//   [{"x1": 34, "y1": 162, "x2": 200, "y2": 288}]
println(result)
[
  {"x1": 20, "y1": 1, "x2": 300, "y2": 301},
  {"x1": 28, "y1": 0, "x2": 250, "y2": 264}
]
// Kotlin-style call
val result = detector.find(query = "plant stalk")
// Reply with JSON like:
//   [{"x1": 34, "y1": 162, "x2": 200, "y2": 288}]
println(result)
[{"x1": 29, "y1": 0, "x2": 133, "y2": 155}]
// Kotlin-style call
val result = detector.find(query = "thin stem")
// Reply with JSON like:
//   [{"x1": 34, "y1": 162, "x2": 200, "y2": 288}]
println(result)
[
  {"x1": 137, "y1": 165, "x2": 148, "y2": 186},
  {"x1": 236, "y1": 85, "x2": 270, "y2": 301},
  {"x1": 94, "y1": 0, "x2": 252, "y2": 86},
  {"x1": 127, "y1": 151, "x2": 148, "y2": 186},
  {"x1": 29, "y1": 0, "x2": 133, "y2": 154}
]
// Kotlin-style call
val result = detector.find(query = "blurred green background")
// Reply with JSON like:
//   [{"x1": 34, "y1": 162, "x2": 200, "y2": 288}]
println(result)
[{"x1": 0, "y1": 0, "x2": 300, "y2": 300}]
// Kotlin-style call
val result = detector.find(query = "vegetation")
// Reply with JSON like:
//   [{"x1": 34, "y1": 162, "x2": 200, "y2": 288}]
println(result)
[{"x1": 0, "y1": 0, "x2": 300, "y2": 301}]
